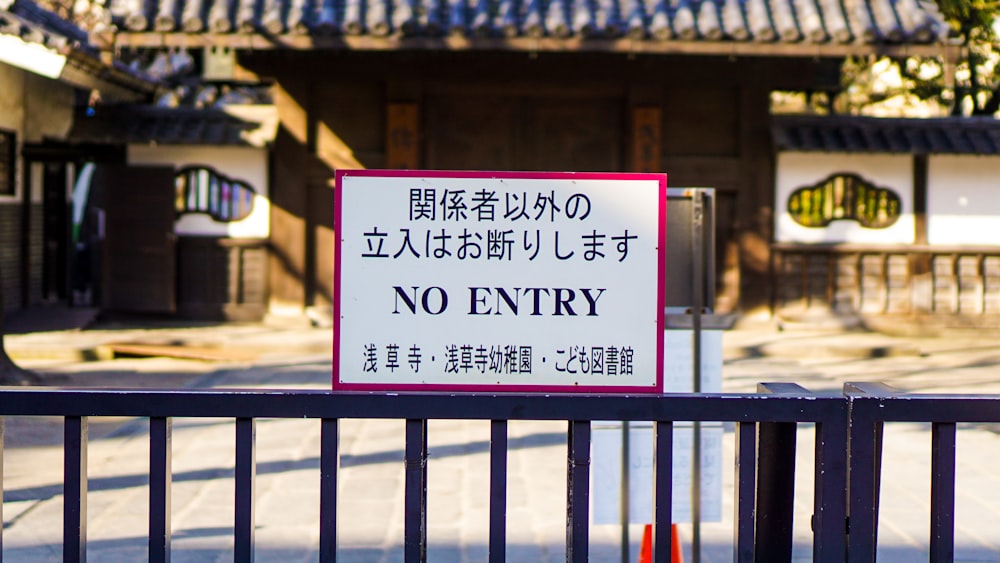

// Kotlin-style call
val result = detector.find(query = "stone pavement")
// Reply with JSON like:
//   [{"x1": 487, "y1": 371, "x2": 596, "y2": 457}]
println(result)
[{"x1": 3, "y1": 318, "x2": 1000, "y2": 561}]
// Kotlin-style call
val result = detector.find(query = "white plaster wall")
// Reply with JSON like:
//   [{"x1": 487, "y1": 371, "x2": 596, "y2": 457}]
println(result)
[
  {"x1": 128, "y1": 145, "x2": 269, "y2": 238},
  {"x1": 775, "y1": 152, "x2": 914, "y2": 244},
  {"x1": 0, "y1": 63, "x2": 74, "y2": 203},
  {"x1": 927, "y1": 155, "x2": 1000, "y2": 246}
]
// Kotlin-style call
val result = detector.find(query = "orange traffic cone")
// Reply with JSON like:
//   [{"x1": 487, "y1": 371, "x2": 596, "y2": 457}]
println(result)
[
  {"x1": 638, "y1": 524, "x2": 652, "y2": 563},
  {"x1": 637, "y1": 523, "x2": 683, "y2": 563}
]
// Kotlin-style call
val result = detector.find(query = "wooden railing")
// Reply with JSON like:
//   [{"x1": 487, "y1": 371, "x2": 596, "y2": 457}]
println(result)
[{"x1": 772, "y1": 244, "x2": 1000, "y2": 320}]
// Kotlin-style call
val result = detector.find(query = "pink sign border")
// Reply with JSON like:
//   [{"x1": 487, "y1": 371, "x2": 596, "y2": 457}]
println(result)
[{"x1": 333, "y1": 169, "x2": 667, "y2": 394}]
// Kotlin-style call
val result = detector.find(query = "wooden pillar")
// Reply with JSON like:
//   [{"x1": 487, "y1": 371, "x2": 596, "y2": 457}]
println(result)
[
  {"x1": 737, "y1": 86, "x2": 775, "y2": 313},
  {"x1": 913, "y1": 154, "x2": 929, "y2": 271},
  {"x1": 631, "y1": 107, "x2": 662, "y2": 173},
  {"x1": 387, "y1": 103, "x2": 420, "y2": 169}
]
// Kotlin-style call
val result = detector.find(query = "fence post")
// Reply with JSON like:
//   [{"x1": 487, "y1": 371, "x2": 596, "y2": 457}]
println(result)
[
  {"x1": 733, "y1": 421, "x2": 756, "y2": 563},
  {"x1": 652, "y1": 421, "x2": 673, "y2": 563},
  {"x1": 490, "y1": 420, "x2": 508, "y2": 563},
  {"x1": 930, "y1": 422, "x2": 957, "y2": 563},
  {"x1": 813, "y1": 402, "x2": 849, "y2": 561},
  {"x1": 149, "y1": 417, "x2": 172, "y2": 563},
  {"x1": 320, "y1": 418, "x2": 339, "y2": 563},
  {"x1": 844, "y1": 383, "x2": 893, "y2": 563},
  {"x1": 235, "y1": 417, "x2": 256, "y2": 561},
  {"x1": 754, "y1": 383, "x2": 802, "y2": 563},
  {"x1": 64, "y1": 415, "x2": 88, "y2": 563},
  {"x1": 404, "y1": 419, "x2": 428, "y2": 563},
  {"x1": 566, "y1": 420, "x2": 591, "y2": 563}
]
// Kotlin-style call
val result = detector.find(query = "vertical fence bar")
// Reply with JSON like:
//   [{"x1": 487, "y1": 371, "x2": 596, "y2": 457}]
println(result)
[
  {"x1": 404, "y1": 419, "x2": 428, "y2": 563},
  {"x1": 846, "y1": 401, "x2": 878, "y2": 563},
  {"x1": 566, "y1": 420, "x2": 591, "y2": 563},
  {"x1": 149, "y1": 417, "x2": 172, "y2": 563},
  {"x1": 64, "y1": 415, "x2": 88, "y2": 563},
  {"x1": 754, "y1": 420, "x2": 796, "y2": 563},
  {"x1": 930, "y1": 422, "x2": 957, "y2": 563},
  {"x1": 320, "y1": 418, "x2": 339, "y2": 563},
  {"x1": 733, "y1": 421, "x2": 755, "y2": 563},
  {"x1": 490, "y1": 420, "x2": 508, "y2": 563},
  {"x1": 235, "y1": 417, "x2": 256, "y2": 562},
  {"x1": 652, "y1": 421, "x2": 673, "y2": 563},
  {"x1": 845, "y1": 384, "x2": 893, "y2": 563},
  {"x1": 813, "y1": 417, "x2": 849, "y2": 561},
  {"x1": 755, "y1": 383, "x2": 807, "y2": 563}
]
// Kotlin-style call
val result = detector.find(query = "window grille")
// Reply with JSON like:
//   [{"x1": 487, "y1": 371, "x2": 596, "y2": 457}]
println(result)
[
  {"x1": 788, "y1": 173, "x2": 901, "y2": 229},
  {"x1": 175, "y1": 166, "x2": 255, "y2": 222}
]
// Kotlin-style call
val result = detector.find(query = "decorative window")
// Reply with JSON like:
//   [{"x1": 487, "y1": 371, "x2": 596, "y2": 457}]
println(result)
[
  {"x1": 0, "y1": 129, "x2": 14, "y2": 196},
  {"x1": 175, "y1": 166, "x2": 255, "y2": 222},
  {"x1": 788, "y1": 173, "x2": 901, "y2": 229}
]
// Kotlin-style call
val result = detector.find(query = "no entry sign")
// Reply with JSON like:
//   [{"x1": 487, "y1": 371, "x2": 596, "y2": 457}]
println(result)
[{"x1": 333, "y1": 170, "x2": 667, "y2": 393}]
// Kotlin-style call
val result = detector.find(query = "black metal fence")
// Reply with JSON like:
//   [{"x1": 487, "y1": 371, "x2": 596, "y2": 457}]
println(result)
[{"x1": 0, "y1": 384, "x2": 984, "y2": 562}]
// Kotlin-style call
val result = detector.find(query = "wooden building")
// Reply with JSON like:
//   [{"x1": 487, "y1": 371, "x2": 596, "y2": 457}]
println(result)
[
  {"x1": 773, "y1": 114, "x2": 1000, "y2": 329},
  {"x1": 67, "y1": 105, "x2": 277, "y2": 320},
  {"x1": 101, "y1": 0, "x2": 950, "y2": 320},
  {"x1": 0, "y1": 0, "x2": 153, "y2": 315}
]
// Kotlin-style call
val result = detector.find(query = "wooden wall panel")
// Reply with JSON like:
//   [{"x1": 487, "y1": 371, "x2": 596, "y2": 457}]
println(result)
[
  {"x1": 268, "y1": 128, "x2": 309, "y2": 312},
  {"x1": 425, "y1": 95, "x2": 620, "y2": 172},
  {"x1": 521, "y1": 98, "x2": 621, "y2": 172},
  {"x1": 663, "y1": 87, "x2": 739, "y2": 157},
  {"x1": 424, "y1": 96, "x2": 517, "y2": 170},
  {"x1": 312, "y1": 82, "x2": 385, "y2": 172},
  {"x1": 177, "y1": 237, "x2": 268, "y2": 321}
]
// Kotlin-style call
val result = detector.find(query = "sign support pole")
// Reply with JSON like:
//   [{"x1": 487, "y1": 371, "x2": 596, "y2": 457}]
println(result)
[
  {"x1": 691, "y1": 189, "x2": 704, "y2": 563},
  {"x1": 620, "y1": 421, "x2": 630, "y2": 563}
]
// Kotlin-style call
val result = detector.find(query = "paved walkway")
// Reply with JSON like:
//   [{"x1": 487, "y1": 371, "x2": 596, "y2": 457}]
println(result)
[{"x1": 3, "y1": 319, "x2": 1000, "y2": 561}]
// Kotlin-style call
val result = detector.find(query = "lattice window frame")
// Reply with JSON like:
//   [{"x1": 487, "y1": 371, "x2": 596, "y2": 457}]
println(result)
[
  {"x1": 174, "y1": 166, "x2": 256, "y2": 223},
  {"x1": 787, "y1": 172, "x2": 902, "y2": 229}
]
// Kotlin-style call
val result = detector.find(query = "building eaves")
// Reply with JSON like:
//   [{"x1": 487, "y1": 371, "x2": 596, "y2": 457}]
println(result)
[
  {"x1": 69, "y1": 104, "x2": 278, "y2": 148},
  {"x1": 104, "y1": 0, "x2": 951, "y2": 56},
  {"x1": 773, "y1": 114, "x2": 1000, "y2": 156},
  {"x1": 0, "y1": 0, "x2": 156, "y2": 101}
]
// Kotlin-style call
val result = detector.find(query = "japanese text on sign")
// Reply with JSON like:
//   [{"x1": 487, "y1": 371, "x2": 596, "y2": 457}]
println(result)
[{"x1": 334, "y1": 170, "x2": 666, "y2": 393}]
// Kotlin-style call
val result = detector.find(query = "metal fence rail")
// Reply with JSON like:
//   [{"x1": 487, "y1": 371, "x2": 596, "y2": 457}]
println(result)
[
  {"x1": 844, "y1": 382, "x2": 1000, "y2": 563},
  {"x1": 0, "y1": 387, "x2": 850, "y2": 563}
]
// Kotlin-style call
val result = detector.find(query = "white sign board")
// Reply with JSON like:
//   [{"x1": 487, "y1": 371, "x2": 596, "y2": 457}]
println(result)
[
  {"x1": 591, "y1": 423, "x2": 723, "y2": 524},
  {"x1": 334, "y1": 170, "x2": 667, "y2": 393},
  {"x1": 591, "y1": 330, "x2": 724, "y2": 524}
]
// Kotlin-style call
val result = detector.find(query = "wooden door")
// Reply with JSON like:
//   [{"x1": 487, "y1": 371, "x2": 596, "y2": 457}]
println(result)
[{"x1": 95, "y1": 165, "x2": 177, "y2": 313}]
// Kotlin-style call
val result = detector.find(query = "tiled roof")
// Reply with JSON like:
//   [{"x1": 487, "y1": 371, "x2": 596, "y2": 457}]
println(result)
[
  {"x1": 0, "y1": 0, "x2": 90, "y2": 51},
  {"x1": 1, "y1": 0, "x2": 156, "y2": 100},
  {"x1": 772, "y1": 114, "x2": 1000, "y2": 155},
  {"x1": 69, "y1": 105, "x2": 278, "y2": 147},
  {"x1": 107, "y1": 0, "x2": 947, "y2": 46}
]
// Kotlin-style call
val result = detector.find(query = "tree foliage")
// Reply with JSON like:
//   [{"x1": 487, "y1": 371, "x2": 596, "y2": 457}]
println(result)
[
  {"x1": 938, "y1": 0, "x2": 1000, "y2": 115},
  {"x1": 773, "y1": 1, "x2": 1000, "y2": 117}
]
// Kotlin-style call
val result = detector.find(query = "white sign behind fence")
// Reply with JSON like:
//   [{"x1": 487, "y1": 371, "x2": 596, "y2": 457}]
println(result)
[{"x1": 334, "y1": 170, "x2": 667, "y2": 392}]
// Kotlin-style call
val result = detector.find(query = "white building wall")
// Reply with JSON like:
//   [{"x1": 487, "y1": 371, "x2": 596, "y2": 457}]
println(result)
[
  {"x1": 775, "y1": 152, "x2": 914, "y2": 244},
  {"x1": 927, "y1": 155, "x2": 1000, "y2": 246},
  {"x1": 0, "y1": 63, "x2": 74, "y2": 310},
  {"x1": 128, "y1": 145, "x2": 269, "y2": 238},
  {"x1": 0, "y1": 64, "x2": 74, "y2": 203}
]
